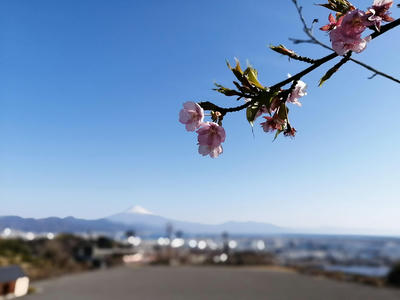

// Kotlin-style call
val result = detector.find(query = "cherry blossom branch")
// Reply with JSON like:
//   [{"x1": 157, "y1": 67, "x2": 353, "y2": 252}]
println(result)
[
  {"x1": 199, "y1": 17, "x2": 400, "y2": 115},
  {"x1": 290, "y1": 0, "x2": 400, "y2": 84},
  {"x1": 180, "y1": 2, "x2": 400, "y2": 158}
]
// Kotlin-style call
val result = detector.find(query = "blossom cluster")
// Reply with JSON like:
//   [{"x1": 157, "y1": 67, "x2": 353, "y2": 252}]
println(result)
[
  {"x1": 321, "y1": 0, "x2": 394, "y2": 55},
  {"x1": 179, "y1": 102, "x2": 226, "y2": 158},
  {"x1": 179, "y1": 78, "x2": 307, "y2": 158}
]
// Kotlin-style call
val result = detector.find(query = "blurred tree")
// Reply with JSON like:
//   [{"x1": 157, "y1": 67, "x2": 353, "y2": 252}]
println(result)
[
  {"x1": 387, "y1": 262, "x2": 400, "y2": 287},
  {"x1": 166, "y1": 223, "x2": 173, "y2": 239},
  {"x1": 222, "y1": 231, "x2": 229, "y2": 254},
  {"x1": 97, "y1": 236, "x2": 114, "y2": 249}
]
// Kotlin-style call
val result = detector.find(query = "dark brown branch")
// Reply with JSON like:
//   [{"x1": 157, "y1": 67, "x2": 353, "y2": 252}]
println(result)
[
  {"x1": 371, "y1": 18, "x2": 400, "y2": 36},
  {"x1": 270, "y1": 52, "x2": 338, "y2": 90},
  {"x1": 270, "y1": 45, "x2": 317, "y2": 64},
  {"x1": 290, "y1": 0, "x2": 400, "y2": 84},
  {"x1": 351, "y1": 59, "x2": 400, "y2": 84},
  {"x1": 197, "y1": 101, "x2": 249, "y2": 115}
]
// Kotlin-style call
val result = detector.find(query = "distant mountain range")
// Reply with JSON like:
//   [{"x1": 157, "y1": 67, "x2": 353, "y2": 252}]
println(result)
[
  {"x1": 0, "y1": 205, "x2": 287, "y2": 236},
  {"x1": 0, "y1": 216, "x2": 128, "y2": 234}
]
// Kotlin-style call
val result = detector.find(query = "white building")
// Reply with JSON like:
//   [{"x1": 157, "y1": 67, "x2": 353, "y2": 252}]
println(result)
[{"x1": 0, "y1": 265, "x2": 30, "y2": 299}]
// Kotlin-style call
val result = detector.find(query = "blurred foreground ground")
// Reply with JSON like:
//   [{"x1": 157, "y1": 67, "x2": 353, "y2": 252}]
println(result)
[{"x1": 27, "y1": 266, "x2": 400, "y2": 300}]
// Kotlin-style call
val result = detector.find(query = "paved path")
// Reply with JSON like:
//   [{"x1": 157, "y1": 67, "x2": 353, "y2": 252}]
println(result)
[{"x1": 27, "y1": 266, "x2": 400, "y2": 300}]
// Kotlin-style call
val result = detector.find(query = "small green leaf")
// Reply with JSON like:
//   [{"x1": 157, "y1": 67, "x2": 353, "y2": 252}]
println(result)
[
  {"x1": 319, "y1": 71, "x2": 333, "y2": 87},
  {"x1": 273, "y1": 129, "x2": 283, "y2": 141},
  {"x1": 278, "y1": 103, "x2": 288, "y2": 121},
  {"x1": 226, "y1": 59, "x2": 254, "y2": 89},
  {"x1": 319, "y1": 53, "x2": 351, "y2": 87},
  {"x1": 246, "y1": 102, "x2": 260, "y2": 127},
  {"x1": 269, "y1": 45, "x2": 316, "y2": 64},
  {"x1": 244, "y1": 67, "x2": 264, "y2": 89},
  {"x1": 269, "y1": 44, "x2": 296, "y2": 56},
  {"x1": 318, "y1": 0, "x2": 355, "y2": 15},
  {"x1": 213, "y1": 83, "x2": 241, "y2": 96},
  {"x1": 227, "y1": 59, "x2": 244, "y2": 82}
]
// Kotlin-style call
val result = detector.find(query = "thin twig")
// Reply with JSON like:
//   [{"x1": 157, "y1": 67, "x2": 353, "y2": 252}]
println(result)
[{"x1": 290, "y1": 0, "x2": 400, "y2": 84}]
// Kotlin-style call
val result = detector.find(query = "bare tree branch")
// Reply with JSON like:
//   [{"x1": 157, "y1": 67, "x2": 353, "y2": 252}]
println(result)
[{"x1": 290, "y1": 0, "x2": 400, "y2": 84}]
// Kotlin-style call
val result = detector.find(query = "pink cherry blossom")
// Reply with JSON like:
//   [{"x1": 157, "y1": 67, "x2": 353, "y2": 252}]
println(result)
[
  {"x1": 260, "y1": 115, "x2": 285, "y2": 133},
  {"x1": 329, "y1": 10, "x2": 371, "y2": 55},
  {"x1": 371, "y1": 0, "x2": 394, "y2": 18},
  {"x1": 179, "y1": 101, "x2": 204, "y2": 131},
  {"x1": 366, "y1": 0, "x2": 394, "y2": 30},
  {"x1": 287, "y1": 80, "x2": 307, "y2": 106},
  {"x1": 196, "y1": 122, "x2": 226, "y2": 158}
]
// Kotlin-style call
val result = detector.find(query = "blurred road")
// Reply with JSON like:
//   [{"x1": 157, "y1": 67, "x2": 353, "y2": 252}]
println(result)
[{"x1": 27, "y1": 266, "x2": 400, "y2": 300}]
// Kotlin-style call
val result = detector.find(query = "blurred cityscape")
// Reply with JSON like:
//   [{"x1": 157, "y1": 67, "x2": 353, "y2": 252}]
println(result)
[{"x1": 2, "y1": 223, "x2": 400, "y2": 286}]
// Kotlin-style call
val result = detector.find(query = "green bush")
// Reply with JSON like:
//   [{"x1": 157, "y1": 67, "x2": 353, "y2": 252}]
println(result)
[{"x1": 0, "y1": 239, "x2": 33, "y2": 263}]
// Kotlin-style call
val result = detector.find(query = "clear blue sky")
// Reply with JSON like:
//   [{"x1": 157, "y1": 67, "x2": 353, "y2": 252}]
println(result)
[{"x1": 1, "y1": 0, "x2": 399, "y2": 233}]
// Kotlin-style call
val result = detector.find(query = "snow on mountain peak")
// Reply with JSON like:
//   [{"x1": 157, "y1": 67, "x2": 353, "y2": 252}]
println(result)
[{"x1": 126, "y1": 205, "x2": 154, "y2": 215}]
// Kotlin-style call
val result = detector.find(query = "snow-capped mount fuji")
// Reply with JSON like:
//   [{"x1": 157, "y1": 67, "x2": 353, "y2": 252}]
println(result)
[
  {"x1": 107, "y1": 205, "x2": 285, "y2": 235},
  {"x1": 107, "y1": 205, "x2": 170, "y2": 229},
  {"x1": 126, "y1": 205, "x2": 155, "y2": 215}
]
